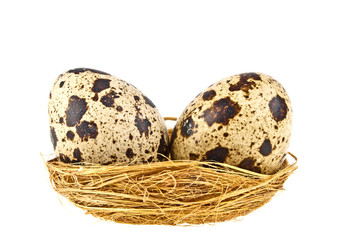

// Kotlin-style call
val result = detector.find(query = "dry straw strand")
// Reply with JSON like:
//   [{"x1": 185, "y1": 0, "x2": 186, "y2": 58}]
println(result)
[{"x1": 45, "y1": 153, "x2": 297, "y2": 225}]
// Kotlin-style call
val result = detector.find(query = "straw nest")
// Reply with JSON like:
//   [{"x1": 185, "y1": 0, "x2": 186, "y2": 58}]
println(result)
[{"x1": 45, "y1": 117, "x2": 297, "y2": 226}]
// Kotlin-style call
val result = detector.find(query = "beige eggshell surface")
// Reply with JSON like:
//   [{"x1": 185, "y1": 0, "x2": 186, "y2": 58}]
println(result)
[
  {"x1": 170, "y1": 72, "x2": 292, "y2": 174},
  {"x1": 48, "y1": 68, "x2": 169, "y2": 165}
]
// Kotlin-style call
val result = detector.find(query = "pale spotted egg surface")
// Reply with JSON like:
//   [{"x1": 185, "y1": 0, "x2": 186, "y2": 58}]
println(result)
[
  {"x1": 48, "y1": 68, "x2": 169, "y2": 165},
  {"x1": 170, "y1": 72, "x2": 292, "y2": 174}
]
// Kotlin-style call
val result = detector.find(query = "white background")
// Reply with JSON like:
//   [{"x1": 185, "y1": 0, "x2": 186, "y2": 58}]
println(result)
[{"x1": 1, "y1": 0, "x2": 342, "y2": 239}]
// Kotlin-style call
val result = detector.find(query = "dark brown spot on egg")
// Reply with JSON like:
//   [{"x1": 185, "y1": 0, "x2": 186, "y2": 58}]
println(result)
[
  {"x1": 73, "y1": 148, "x2": 82, "y2": 162},
  {"x1": 189, "y1": 153, "x2": 199, "y2": 160},
  {"x1": 202, "y1": 90, "x2": 216, "y2": 101},
  {"x1": 59, "y1": 117, "x2": 64, "y2": 124},
  {"x1": 180, "y1": 116, "x2": 195, "y2": 137},
  {"x1": 201, "y1": 97, "x2": 241, "y2": 127},
  {"x1": 239, "y1": 72, "x2": 261, "y2": 81},
  {"x1": 67, "y1": 68, "x2": 110, "y2": 75},
  {"x1": 269, "y1": 95, "x2": 288, "y2": 122},
  {"x1": 116, "y1": 106, "x2": 123, "y2": 112},
  {"x1": 59, "y1": 81, "x2": 65, "y2": 88},
  {"x1": 134, "y1": 95, "x2": 140, "y2": 101},
  {"x1": 134, "y1": 116, "x2": 151, "y2": 138},
  {"x1": 66, "y1": 130, "x2": 75, "y2": 140},
  {"x1": 238, "y1": 157, "x2": 261, "y2": 173},
  {"x1": 230, "y1": 79, "x2": 255, "y2": 93},
  {"x1": 157, "y1": 135, "x2": 169, "y2": 160},
  {"x1": 129, "y1": 134, "x2": 133, "y2": 140},
  {"x1": 91, "y1": 79, "x2": 111, "y2": 93},
  {"x1": 126, "y1": 148, "x2": 135, "y2": 159},
  {"x1": 59, "y1": 153, "x2": 71, "y2": 163},
  {"x1": 109, "y1": 155, "x2": 117, "y2": 163},
  {"x1": 76, "y1": 121, "x2": 98, "y2": 141},
  {"x1": 92, "y1": 93, "x2": 99, "y2": 101},
  {"x1": 50, "y1": 127, "x2": 58, "y2": 150},
  {"x1": 259, "y1": 139, "x2": 272, "y2": 156},
  {"x1": 205, "y1": 147, "x2": 229, "y2": 163},
  {"x1": 65, "y1": 96, "x2": 88, "y2": 127},
  {"x1": 100, "y1": 90, "x2": 120, "y2": 107},
  {"x1": 102, "y1": 159, "x2": 113, "y2": 165},
  {"x1": 223, "y1": 132, "x2": 229, "y2": 137},
  {"x1": 143, "y1": 95, "x2": 156, "y2": 108},
  {"x1": 229, "y1": 72, "x2": 261, "y2": 94}
]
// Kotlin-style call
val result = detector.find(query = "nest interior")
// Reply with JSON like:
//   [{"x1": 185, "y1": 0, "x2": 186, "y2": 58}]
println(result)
[{"x1": 45, "y1": 152, "x2": 297, "y2": 225}]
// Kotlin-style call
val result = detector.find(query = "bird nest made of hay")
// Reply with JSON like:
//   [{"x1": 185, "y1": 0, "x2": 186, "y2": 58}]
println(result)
[{"x1": 44, "y1": 117, "x2": 297, "y2": 226}]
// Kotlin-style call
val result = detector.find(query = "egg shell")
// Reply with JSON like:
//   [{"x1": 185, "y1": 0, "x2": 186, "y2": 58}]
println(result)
[
  {"x1": 48, "y1": 68, "x2": 169, "y2": 165},
  {"x1": 170, "y1": 72, "x2": 292, "y2": 174}
]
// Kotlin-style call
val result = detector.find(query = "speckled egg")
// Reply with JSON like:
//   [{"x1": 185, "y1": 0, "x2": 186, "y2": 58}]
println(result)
[
  {"x1": 48, "y1": 68, "x2": 169, "y2": 165},
  {"x1": 170, "y1": 72, "x2": 292, "y2": 174}
]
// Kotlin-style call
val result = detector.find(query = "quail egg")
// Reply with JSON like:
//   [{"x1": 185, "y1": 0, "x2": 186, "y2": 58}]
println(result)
[
  {"x1": 170, "y1": 72, "x2": 292, "y2": 174},
  {"x1": 48, "y1": 68, "x2": 169, "y2": 165}
]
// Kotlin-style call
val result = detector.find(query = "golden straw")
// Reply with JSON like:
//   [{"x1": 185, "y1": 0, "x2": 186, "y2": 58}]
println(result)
[{"x1": 45, "y1": 154, "x2": 297, "y2": 225}]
